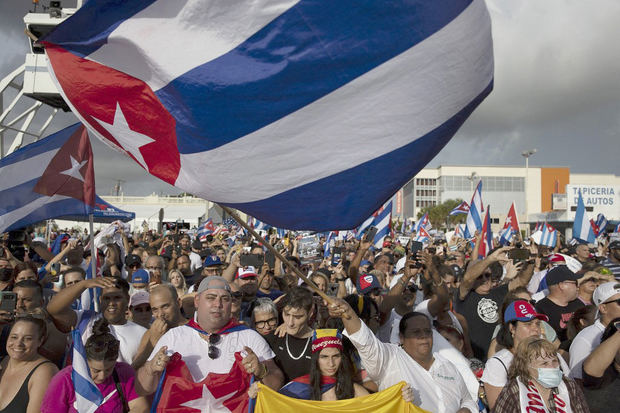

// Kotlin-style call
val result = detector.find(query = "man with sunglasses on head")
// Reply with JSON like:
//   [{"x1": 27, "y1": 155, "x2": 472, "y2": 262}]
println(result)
[
  {"x1": 136, "y1": 276, "x2": 283, "y2": 397},
  {"x1": 328, "y1": 298, "x2": 477, "y2": 412},
  {"x1": 456, "y1": 246, "x2": 534, "y2": 360},
  {"x1": 569, "y1": 281, "x2": 620, "y2": 381}
]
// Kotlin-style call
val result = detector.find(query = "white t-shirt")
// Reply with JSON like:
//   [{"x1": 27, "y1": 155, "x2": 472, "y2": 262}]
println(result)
[
  {"x1": 345, "y1": 321, "x2": 477, "y2": 413},
  {"x1": 414, "y1": 299, "x2": 464, "y2": 335},
  {"x1": 569, "y1": 319, "x2": 605, "y2": 379},
  {"x1": 189, "y1": 251, "x2": 203, "y2": 272},
  {"x1": 76, "y1": 310, "x2": 147, "y2": 364},
  {"x1": 149, "y1": 321, "x2": 275, "y2": 382}
]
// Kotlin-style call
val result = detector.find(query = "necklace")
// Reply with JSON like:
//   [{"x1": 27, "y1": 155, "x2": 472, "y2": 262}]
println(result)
[{"x1": 285, "y1": 333, "x2": 311, "y2": 360}]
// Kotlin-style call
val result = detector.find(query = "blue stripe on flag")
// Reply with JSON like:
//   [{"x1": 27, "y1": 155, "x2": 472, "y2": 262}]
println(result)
[
  {"x1": 0, "y1": 124, "x2": 77, "y2": 167},
  {"x1": 226, "y1": 82, "x2": 492, "y2": 230},
  {"x1": 71, "y1": 329, "x2": 103, "y2": 410},
  {"x1": 2, "y1": 196, "x2": 93, "y2": 234},
  {"x1": 43, "y1": 0, "x2": 158, "y2": 57},
  {"x1": 154, "y1": 0, "x2": 473, "y2": 153}
]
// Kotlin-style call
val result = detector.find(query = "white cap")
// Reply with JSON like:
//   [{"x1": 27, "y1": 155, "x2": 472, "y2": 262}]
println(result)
[{"x1": 593, "y1": 281, "x2": 620, "y2": 307}]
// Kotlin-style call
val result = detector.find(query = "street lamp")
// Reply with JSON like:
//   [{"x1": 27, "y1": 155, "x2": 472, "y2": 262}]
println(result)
[{"x1": 522, "y1": 149, "x2": 537, "y2": 232}]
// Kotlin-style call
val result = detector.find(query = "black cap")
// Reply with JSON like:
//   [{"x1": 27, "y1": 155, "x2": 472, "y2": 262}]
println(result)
[
  {"x1": 192, "y1": 239, "x2": 203, "y2": 250},
  {"x1": 125, "y1": 254, "x2": 142, "y2": 267},
  {"x1": 546, "y1": 265, "x2": 582, "y2": 286}
]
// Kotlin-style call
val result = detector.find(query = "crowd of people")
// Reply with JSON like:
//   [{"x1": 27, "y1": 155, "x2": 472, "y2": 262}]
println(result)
[{"x1": 0, "y1": 220, "x2": 619, "y2": 412}]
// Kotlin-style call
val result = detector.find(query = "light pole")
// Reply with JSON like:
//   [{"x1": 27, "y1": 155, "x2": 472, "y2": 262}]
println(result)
[{"x1": 522, "y1": 149, "x2": 537, "y2": 232}]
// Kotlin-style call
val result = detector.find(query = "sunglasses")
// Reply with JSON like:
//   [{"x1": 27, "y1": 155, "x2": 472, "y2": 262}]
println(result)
[
  {"x1": 208, "y1": 333, "x2": 221, "y2": 359},
  {"x1": 132, "y1": 306, "x2": 151, "y2": 313},
  {"x1": 129, "y1": 263, "x2": 141, "y2": 268},
  {"x1": 602, "y1": 298, "x2": 620, "y2": 306}
]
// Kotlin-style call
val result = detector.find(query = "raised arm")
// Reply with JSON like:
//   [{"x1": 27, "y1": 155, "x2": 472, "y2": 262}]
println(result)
[
  {"x1": 459, "y1": 247, "x2": 510, "y2": 300},
  {"x1": 347, "y1": 239, "x2": 372, "y2": 286},
  {"x1": 583, "y1": 330, "x2": 620, "y2": 378},
  {"x1": 47, "y1": 277, "x2": 116, "y2": 331}
]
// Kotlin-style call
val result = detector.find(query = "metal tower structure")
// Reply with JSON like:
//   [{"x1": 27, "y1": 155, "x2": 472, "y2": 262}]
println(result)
[{"x1": 0, "y1": 1, "x2": 81, "y2": 157}]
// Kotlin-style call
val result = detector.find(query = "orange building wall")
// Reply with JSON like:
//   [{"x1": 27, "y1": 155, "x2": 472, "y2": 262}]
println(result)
[{"x1": 540, "y1": 168, "x2": 570, "y2": 212}]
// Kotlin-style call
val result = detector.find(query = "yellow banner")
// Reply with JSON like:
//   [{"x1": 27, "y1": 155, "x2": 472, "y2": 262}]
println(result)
[{"x1": 254, "y1": 381, "x2": 430, "y2": 413}]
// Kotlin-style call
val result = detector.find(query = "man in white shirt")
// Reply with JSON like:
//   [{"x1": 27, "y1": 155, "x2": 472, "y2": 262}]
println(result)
[
  {"x1": 569, "y1": 281, "x2": 620, "y2": 380},
  {"x1": 47, "y1": 275, "x2": 147, "y2": 364},
  {"x1": 328, "y1": 298, "x2": 477, "y2": 413},
  {"x1": 136, "y1": 276, "x2": 284, "y2": 396}
]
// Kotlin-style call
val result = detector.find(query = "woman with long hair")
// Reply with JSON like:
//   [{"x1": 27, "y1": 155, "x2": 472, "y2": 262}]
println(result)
[
  {"x1": 278, "y1": 329, "x2": 368, "y2": 400},
  {"x1": 168, "y1": 269, "x2": 187, "y2": 298},
  {"x1": 41, "y1": 318, "x2": 149, "y2": 412},
  {"x1": 494, "y1": 337, "x2": 590, "y2": 412},
  {"x1": 0, "y1": 315, "x2": 58, "y2": 413}
]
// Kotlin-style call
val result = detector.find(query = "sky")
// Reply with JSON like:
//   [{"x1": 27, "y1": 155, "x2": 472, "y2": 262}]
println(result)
[{"x1": 1, "y1": 0, "x2": 619, "y2": 197}]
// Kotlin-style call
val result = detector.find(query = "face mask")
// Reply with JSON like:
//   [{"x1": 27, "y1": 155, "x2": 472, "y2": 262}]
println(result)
[{"x1": 536, "y1": 367, "x2": 563, "y2": 388}]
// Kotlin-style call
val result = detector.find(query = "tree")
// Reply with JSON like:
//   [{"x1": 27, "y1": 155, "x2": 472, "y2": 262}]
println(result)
[{"x1": 417, "y1": 199, "x2": 467, "y2": 230}]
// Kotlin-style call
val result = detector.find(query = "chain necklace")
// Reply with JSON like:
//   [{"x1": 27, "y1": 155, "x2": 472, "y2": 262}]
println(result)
[{"x1": 285, "y1": 333, "x2": 311, "y2": 361}]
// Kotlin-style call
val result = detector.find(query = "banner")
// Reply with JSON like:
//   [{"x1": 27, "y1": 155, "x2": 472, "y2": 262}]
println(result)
[{"x1": 254, "y1": 381, "x2": 429, "y2": 413}]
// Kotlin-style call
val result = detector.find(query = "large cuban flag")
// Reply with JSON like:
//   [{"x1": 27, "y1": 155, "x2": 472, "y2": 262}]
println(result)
[{"x1": 42, "y1": 0, "x2": 494, "y2": 231}]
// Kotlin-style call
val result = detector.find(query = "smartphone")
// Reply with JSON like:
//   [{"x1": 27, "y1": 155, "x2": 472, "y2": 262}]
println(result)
[
  {"x1": 409, "y1": 241, "x2": 424, "y2": 257},
  {"x1": 0, "y1": 291, "x2": 17, "y2": 312},
  {"x1": 50, "y1": 262, "x2": 61, "y2": 276},
  {"x1": 240, "y1": 253, "x2": 264, "y2": 268},
  {"x1": 508, "y1": 248, "x2": 530, "y2": 261},
  {"x1": 265, "y1": 250, "x2": 276, "y2": 269},
  {"x1": 364, "y1": 226, "x2": 378, "y2": 242},
  {"x1": 331, "y1": 247, "x2": 342, "y2": 266}
]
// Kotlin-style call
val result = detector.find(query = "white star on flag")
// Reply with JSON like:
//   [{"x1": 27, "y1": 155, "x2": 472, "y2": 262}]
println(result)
[
  {"x1": 180, "y1": 384, "x2": 235, "y2": 412},
  {"x1": 505, "y1": 216, "x2": 512, "y2": 225},
  {"x1": 59, "y1": 156, "x2": 87, "y2": 182},
  {"x1": 92, "y1": 102, "x2": 155, "y2": 170}
]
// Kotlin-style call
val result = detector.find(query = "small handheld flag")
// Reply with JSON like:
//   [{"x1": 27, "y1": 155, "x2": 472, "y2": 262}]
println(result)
[
  {"x1": 464, "y1": 180, "x2": 484, "y2": 239},
  {"x1": 573, "y1": 190, "x2": 595, "y2": 243},
  {"x1": 540, "y1": 223, "x2": 558, "y2": 248},
  {"x1": 71, "y1": 329, "x2": 103, "y2": 413},
  {"x1": 449, "y1": 201, "x2": 470, "y2": 216}
]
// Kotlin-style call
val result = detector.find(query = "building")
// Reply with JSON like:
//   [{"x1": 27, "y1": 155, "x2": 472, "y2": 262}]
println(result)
[{"x1": 397, "y1": 165, "x2": 619, "y2": 235}]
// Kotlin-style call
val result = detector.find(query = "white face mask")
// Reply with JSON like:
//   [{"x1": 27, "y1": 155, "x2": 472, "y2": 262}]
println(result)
[{"x1": 536, "y1": 367, "x2": 563, "y2": 388}]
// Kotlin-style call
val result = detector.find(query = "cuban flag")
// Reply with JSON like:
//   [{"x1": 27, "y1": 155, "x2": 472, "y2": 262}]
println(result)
[
  {"x1": 573, "y1": 190, "x2": 596, "y2": 244},
  {"x1": 253, "y1": 219, "x2": 272, "y2": 232},
  {"x1": 71, "y1": 329, "x2": 103, "y2": 413},
  {"x1": 499, "y1": 202, "x2": 520, "y2": 246},
  {"x1": 540, "y1": 223, "x2": 558, "y2": 248},
  {"x1": 323, "y1": 231, "x2": 336, "y2": 258},
  {"x1": 590, "y1": 213, "x2": 608, "y2": 238},
  {"x1": 615, "y1": 223, "x2": 620, "y2": 233},
  {"x1": 355, "y1": 214, "x2": 377, "y2": 240},
  {"x1": 42, "y1": 0, "x2": 494, "y2": 231},
  {"x1": 196, "y1": 218, "x2": 216, "y2": 240},
  {"x1": 449, "y1": 201, "x2": 470, "y2": 215},
  {"x1": 454, "y1": 224, "x2": 465, "y2": 238},
  {"x1": 0, "y1": 124, "x2": 95, "y2": 234},
  {"x1": 372, "y1": 201, "x2": 393, "y2": 248},
  {"x1": 534, "y1": 222, "x2": 544, "y2": 233},
  {"x1": 415, "y1": 213, "x2": 432, "y2": 232},
  {"x1": 464, "y1": 180, "x2": 484, "y2": 239},
  {"x1": 477, "y1": 205, "x2": 493, "y2": 258},
  {"x1": 415, "y1": 226, "x2": 431, "y2": 244}
]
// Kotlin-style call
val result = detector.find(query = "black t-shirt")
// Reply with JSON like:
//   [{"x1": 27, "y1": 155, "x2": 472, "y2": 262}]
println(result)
[
  {"x1": 534, "y1": 297, "x2": 584, "y2": 345},
  {"x1": 265, "y1": 332, "x2": 313, "y2": 382},
  {"x1": 454, "y1": 284, "x2": 508, "y2": 361},
  {"x1": 582, "y1": 365, "x2": 619, "y2": 413}
]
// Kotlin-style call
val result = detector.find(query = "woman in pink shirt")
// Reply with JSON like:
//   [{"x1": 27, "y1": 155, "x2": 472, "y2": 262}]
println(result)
[{"x1": 41, "y1": 319, "x2": 148, "y2": 412}]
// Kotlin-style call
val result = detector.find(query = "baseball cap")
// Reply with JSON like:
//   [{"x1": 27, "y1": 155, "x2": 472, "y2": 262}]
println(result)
[
  {"x1": 237, "y1": 266, "x2": 258, "y2": 279},
  {"x1": 197, "y1": 276, "x2": 232, "y2": 294},
  {"x1": 609, "y1": 240, "x2": 620, "y2": 250},
  {"x1": 192, "y1": 239, "x2": 202, "y2": 250},
  {"x1": 504, "y1": 300, "x2": 549, "y2": 323},
  {"x1": 592, "y1": 282, "x2": 620, "y2": 307},
  {"x1": 545, "y1": 265, "x2": 582, "y2": 286},
  {"x1": 547, "y1": 254, "x2": 566, "y2": 265},
  {"x1": 131, "y1": 269, "x2": 149, "y2": 284},
  {"x1": 129, "y1": 290, "x2": 150, "y2": 307},
  {"x1": 356, "y1": 273, "x2": 382, "y2": 295},
  {"x1": 203, "y1": 255, "x2": 222, "y2": 267},
  {"x1": 125, "y1": 254, "x2": 142, "y2": 267}
]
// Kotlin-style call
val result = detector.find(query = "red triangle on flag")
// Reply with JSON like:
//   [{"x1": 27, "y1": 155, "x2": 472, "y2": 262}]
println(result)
[{"x1": 33, "y1": 125, "x2": 95, "y2": 206}]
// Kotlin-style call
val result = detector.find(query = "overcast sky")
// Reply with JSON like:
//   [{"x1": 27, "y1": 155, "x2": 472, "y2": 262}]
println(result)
[{"x1": 1, "y1": 0, "x2": 619, "y2": 197}]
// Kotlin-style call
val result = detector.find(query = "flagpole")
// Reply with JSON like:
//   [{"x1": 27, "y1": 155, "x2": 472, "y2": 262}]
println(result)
[
  {"x1": 218, "y1": 204, "x2": 334, "y2": 304},
  {"x1": 88, "y1": 213, "x2": 99, "y2": 312}
]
